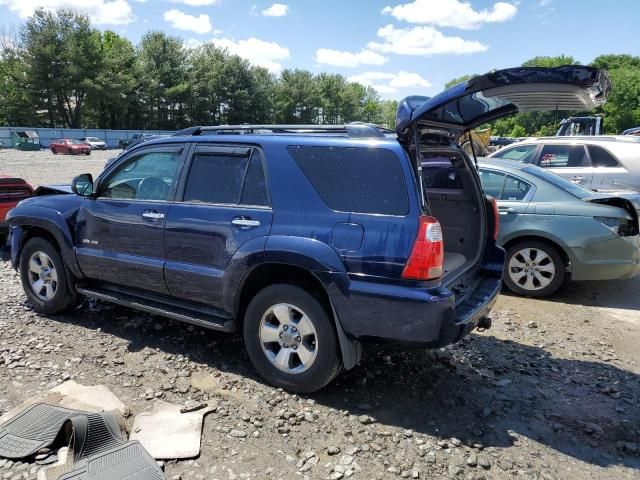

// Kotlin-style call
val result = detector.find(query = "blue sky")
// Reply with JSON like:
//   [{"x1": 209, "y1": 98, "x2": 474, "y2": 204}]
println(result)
[{"x1": 1, "y1": 0, "x2": 639, "y2": 99}]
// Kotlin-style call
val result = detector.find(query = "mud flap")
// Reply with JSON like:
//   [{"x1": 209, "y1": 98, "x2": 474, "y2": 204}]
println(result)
[{"x1": 330, "y1": 299, "x2": 362, "y2": 370}]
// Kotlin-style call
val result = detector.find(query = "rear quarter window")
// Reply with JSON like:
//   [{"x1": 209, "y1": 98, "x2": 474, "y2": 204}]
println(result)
[
  {"x1": 288, "y1": 146, "x2": 409, "y2": 215},
  {"x1": 588, "y1": 145, "x2": 620, "y2": 167}
]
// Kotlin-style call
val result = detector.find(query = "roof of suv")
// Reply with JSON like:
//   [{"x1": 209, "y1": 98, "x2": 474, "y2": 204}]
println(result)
[{"x1": 135, "y1": 124, "x2": 404, "y2": 151}]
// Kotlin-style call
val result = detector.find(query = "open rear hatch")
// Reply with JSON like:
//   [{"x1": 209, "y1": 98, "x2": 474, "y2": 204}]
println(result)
[
  {"x1": 396, "y1": 65, "x2": 611, "y2": 137},
  {"x1": 396, "y1": 65, "x2": 611, "y2": 309}
]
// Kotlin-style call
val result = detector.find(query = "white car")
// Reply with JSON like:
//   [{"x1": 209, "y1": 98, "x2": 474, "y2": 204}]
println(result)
[
  {"x1": 489, "y1": 136, "x2": 640, "y2": 193},
  {"x1": 80, "y1": 137, "x2": 107, "y2": 150}
]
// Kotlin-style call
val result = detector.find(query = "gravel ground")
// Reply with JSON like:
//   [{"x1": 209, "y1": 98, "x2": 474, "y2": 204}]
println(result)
[{"x1": 0, "y1": 149, "x2": 639, "y2": 480}]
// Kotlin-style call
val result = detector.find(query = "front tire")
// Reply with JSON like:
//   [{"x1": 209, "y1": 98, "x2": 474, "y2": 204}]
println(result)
[
  {"x1": 19, "y1": 238, "x2": 77, "y2": 314},
  {"x1": 243, "y1": 284, "x2": 341, "y2": 393},
  {"x1": 503, "y1": 240, "x2": 565, "y2": 297}
]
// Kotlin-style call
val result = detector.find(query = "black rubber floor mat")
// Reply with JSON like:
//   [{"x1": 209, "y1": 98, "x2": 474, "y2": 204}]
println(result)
[
  {"x1": 0, "y1": 404, "x2": 86, "y2": 459},
  {"x1": 57, "y1": 442, "x2": 164, "y2": 480},
  {"x1": 43, "y1": 412, "x2": 164, "y2": 480}
]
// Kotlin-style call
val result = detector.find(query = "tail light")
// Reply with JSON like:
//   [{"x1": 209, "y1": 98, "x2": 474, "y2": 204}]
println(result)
[
  {"x1": 491, "y1": 197, "x2": 499, "y2": 241},
  {"x1": 0, "y1": 188, "x2": 31, "y2": 201},
  {"x1": 402, "y1": 215, "x2": 444, "y2": 280}
]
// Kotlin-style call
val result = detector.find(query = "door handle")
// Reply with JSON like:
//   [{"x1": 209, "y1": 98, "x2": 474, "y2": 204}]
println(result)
[
  {"x1": 571, "y1": 176, "x2": 583, "y2": 182},
  {"x1": 498, "y1": 206, "x2": 515, "y2": 214},
  {"x1": 232, "y1": 217, "x2": 261, "y2": 228},
  {"x1": 142, "y1": 210, "x2": 165, "y2": 220}
]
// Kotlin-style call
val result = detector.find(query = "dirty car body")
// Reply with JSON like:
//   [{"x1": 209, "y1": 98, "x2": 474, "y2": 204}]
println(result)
[{"x1": 4, "y1": 65, "x2": 610, "y2": 392}]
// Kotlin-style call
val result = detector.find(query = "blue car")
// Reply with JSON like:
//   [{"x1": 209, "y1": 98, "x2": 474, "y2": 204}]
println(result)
[{"x1": 3, "y1": 65, "x2": 609, "y2": 391}]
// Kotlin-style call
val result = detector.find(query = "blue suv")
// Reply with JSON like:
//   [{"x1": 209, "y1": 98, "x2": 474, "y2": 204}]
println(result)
[{"x1": 3, "y1": 66, "x2": 609, "y2": 392}]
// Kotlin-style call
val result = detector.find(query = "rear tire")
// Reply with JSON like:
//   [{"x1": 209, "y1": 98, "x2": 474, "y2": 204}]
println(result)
[
  {"x1": 19, "y1": 238, "x2": 77, "y2": 314},
  {"x1": 51, "y1": 148, "x2": 57, "y2": 155},
  {"x1": 503, "y1": 240, "x2": 565, "y2": 297},
  {"x1": 243, "y1": 284, "x2": 341, "y2": 393}
]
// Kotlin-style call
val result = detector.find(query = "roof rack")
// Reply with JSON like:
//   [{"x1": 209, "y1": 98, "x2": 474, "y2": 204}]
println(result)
[{"x1": 173, "y1": 123, "x2": 394, "y2": 138}]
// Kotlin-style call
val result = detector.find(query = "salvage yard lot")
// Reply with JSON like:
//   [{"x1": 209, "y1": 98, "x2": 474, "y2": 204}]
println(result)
[{"x1": 0, "y1": 148, "x2": 639, "y2": 479}]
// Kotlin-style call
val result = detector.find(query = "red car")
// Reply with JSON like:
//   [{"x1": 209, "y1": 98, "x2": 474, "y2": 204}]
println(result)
[
  {"x1": 0, "y1": 176, "x2": 33, "y2": 243},
  {"x1": 50, "y1": 139, "x2": 91, "y2": 155}
]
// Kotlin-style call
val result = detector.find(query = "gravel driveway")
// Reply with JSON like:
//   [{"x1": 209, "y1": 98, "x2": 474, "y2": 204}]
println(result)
[{"x1": 0, "y1": 149, "x2": 638, "y2": 479}]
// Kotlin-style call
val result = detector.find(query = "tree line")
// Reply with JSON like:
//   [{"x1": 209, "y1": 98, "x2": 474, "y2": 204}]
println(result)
[
  {"x1": 1, "y1": 9, "x2": 639, "y2": 136},
  {"x1": 0, "y1": 9, "x2": 398, "y2": 130}
]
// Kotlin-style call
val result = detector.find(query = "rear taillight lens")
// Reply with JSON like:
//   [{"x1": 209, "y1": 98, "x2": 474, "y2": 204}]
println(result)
[
  {"x1": 402, "y1": 215, "x2": 444, "y2": 280},
  {"x1": 491, "y1": 197, "x2": 499, "y2": 241},
  {"x1": 0, "y1": 188, "x2": 31, "y2": 201}
]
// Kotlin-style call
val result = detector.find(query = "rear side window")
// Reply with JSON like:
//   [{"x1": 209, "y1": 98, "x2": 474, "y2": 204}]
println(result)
[
  {"x1": 288, "y1": 146, "x2": 409, "y2": 215},
  {"x1": 502, "y1": 175, "x2": 532, "y2": 200},
  {"x1": 588, "y1": 145, "x2": 619, "y2": 167},
  {"x1": 478, "y1": 169, "x2": 532, "y2": 201},
  {"x1": 478, "y1": 170, "x2": 506, "y2": 198},
  {"x1": 183, "y1": 150, "x2": 269, "y2": 206},
  {"x1": 538, "y1": 144, "x2": 589, "y2": 168}
]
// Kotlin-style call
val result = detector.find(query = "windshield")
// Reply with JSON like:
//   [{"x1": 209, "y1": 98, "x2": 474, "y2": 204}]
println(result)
[
  {"x1": 87, "y1": 137, "x2": 100, "y2": 142},
  {"x1": 522, "y1": 165, "x2": 592, "y2": 199}
]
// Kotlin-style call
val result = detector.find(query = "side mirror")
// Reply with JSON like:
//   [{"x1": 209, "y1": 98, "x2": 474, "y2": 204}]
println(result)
[{"x1": 71, "y1": 174, "x2": 94, "y2": 197}]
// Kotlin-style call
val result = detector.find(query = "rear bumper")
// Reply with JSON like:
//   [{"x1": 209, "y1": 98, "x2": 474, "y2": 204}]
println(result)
[
  {"x1": 327, "y1": 271, "x2": 501, "y2": 347},
  {"x1": 570, "y1": 235, "x2": 640, "y2": 281}
]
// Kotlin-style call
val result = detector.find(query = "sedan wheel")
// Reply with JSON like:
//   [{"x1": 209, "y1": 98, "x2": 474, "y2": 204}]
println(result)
[{"x1": 504, "y1": 240, "x2": 565, "y2": 297}]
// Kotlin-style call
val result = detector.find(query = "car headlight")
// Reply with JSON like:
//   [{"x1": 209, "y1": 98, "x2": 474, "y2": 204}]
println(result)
[{"x1": 594, "y1": 216, "x2": 631, "y2": 236}]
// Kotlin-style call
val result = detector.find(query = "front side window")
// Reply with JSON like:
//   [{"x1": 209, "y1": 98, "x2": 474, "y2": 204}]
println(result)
[
  {"x1": 288, "y1": 146, "x2": 409, "y2": 215},
  {"x1": 538, "y1": 144, "x2": 590, "y2": 168},
  {"x1": 492, "y1": 144, "x2": 537, "y2": 163},
  {"x1": 100, "y1": 149, "x2": 183, "y2": 201}
]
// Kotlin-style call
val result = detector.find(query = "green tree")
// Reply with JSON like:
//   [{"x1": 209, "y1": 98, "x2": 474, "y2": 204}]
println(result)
[
  {"x1": 0, "y1": 32, "x2": 34, "y2": 126},
  {"x1": 85, "y1": 30, "x2": 137, "y2": 129},
  {"x1": 591, "y1": 54, "x2": 640, "y2": 133},
  {"x1": 444, "y1": 74, "x2": 477, "y2": 88},
  {"x1": 136, "y1": 31, "x2": 188, "y2": 129},
  {"x1": 21, "y1": 8, "x2": 102, "y2": 127},
  {"x1": 274, "y1": 69, "x2": 321, "y2": 124}
]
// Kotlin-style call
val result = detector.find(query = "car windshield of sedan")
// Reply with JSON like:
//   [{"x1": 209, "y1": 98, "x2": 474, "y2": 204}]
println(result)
[
  {"x1": 87, "y1": 137, "x2": 101, "y2": 142},
  {"x1": 522, "y1": 166, "x2": 592, "y2": 199}
]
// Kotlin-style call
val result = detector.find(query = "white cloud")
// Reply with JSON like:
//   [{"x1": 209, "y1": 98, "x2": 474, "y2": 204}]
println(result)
[
  {"x1": 368, "y1": 24, "x2": 488, "y2": 56},
  {"x1": 348, "y1": 71, "x2": 431, "y2": 95},
  {"x1": 262, "y1": 3, "x2": 288, "y2": 16},
  {"x1": 315, "y1": 48, "x2": 387, "y2": 68},
  {"x1": 212, "y1": 37, "x2": 290, "y2": 72},
  {"x1": 164, "y1": 9, "x2": 212, "y2": 34},
  {"x1": 381, "y1": 0, "x2": 517, "y2": 30},
  {"x1": 0, "y1": 0, "x2": 135, "y2": 25},
  {"x1": 169, "y1": 0, "x2": 220, "y2": 5}
]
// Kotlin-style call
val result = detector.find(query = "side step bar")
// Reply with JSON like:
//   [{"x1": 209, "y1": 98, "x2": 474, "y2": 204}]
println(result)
[{"x1": 76, "y1": 287, "x2": 235, "y2": 332}]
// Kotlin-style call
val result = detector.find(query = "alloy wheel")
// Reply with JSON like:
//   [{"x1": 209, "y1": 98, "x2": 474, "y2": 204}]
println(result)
[
  {"x1": 508, "y1": 247, "x2": 556, "y2": 292},
  {"x1": 259, "y1": 303, "x2": 318, "y2": 374},
  {"x1": 27, "y1": 251, "x2": 58, "y2": 301}
]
